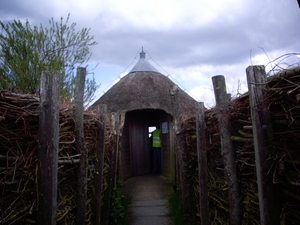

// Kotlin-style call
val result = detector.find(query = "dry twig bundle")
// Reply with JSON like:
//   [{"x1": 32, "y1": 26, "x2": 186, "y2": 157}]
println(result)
[
  {"x1": 0, "y1": 90, "x2": 111, "y2": 224},
  {"x1": 180, "y1": 66, "x2": 300, "y2": 224}
]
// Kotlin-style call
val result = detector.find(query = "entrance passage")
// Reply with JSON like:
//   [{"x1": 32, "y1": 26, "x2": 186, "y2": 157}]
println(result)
[
  {"x1": 125, "y1": 109, "x2": 172, "y2": 179},
  {"x1": 128, "y1": 110, "x2": 163, "y2": 176},
  {"x1": 125, "y1": 175, "x2": 174, "y2": 225},
  {"x1": 129, "y1": 116, "x2": 151, "y2": 176}
]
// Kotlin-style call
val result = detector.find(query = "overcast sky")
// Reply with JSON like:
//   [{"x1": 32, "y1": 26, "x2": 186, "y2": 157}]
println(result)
[{"x1": 1, "y1": 0, "x2": 300, "y2": 107}]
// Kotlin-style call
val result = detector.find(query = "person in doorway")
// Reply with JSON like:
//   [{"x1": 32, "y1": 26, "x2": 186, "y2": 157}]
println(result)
[{"x1": 152, "y1": 126, "x2": 161, "y2": 173}]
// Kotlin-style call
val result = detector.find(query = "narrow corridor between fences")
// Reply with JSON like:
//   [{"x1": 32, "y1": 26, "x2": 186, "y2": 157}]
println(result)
[{"x1": 125, "y1": 175, "x2": 174, "y2": 225}]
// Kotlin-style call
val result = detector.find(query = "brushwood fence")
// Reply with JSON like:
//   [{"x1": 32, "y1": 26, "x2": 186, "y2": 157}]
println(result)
[
  {"x1": 179, "y1": 65, "x2": 300, "y2": 224},
  {"x1": 0, "y1": 69, "x2": 116, "y2": 225},
  {"x1": 1, "y1": 64, "x2": 300, "y2": 225}
]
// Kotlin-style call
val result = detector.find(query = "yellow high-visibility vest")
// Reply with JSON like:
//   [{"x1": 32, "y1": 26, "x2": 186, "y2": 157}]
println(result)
[{"x1": 152, "y1": 129, "x2": 161, "y2": 148}]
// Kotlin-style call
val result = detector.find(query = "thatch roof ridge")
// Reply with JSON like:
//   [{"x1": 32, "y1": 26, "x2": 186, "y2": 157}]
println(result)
[{"x1": 91, "y1": 71, "x2": 197, "y2": 116}]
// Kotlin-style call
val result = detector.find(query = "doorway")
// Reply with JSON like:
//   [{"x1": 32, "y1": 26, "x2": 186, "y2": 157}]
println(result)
[
  {"x1": 129, "y1": 115, "x2": 151, "y2": 176},
  {"x1": 127, "y1": 110, "x2": 162, "y2": 176}
]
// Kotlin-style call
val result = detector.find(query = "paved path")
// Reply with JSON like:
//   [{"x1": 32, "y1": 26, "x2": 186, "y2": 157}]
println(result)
[{"x1": 125, "y1": 174, "x2": 174, "y2": 225}]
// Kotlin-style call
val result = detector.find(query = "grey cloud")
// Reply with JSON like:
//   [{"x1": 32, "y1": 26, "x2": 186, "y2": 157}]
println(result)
[
  {"x1": 90, "y1": 0, "x2": 300, "y2": 70},
  {"x1": 1, "y1": 0, "x2": 300, "y2": 72}
]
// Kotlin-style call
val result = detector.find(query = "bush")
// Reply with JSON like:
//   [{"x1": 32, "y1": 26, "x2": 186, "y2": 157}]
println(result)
[
  {"x1": 110, "y1": 181, "x2": 131, "y2": 225},
  {"x1": 168, "y1": 190, "x2": 190, "y2": 225}
]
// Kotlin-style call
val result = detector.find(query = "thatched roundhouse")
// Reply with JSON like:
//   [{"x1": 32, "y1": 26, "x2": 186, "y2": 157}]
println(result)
[
  {"x1": 93, "y1": 71, "x2": 196, "y2": 116},
  {"x1": 92, "y1": 49, "x2": 198, "y2": 183}
]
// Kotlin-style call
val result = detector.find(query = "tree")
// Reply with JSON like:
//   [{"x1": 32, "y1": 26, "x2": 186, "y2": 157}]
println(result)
[{"x1": 0, "y1": 14, "x2": 99, "y2": 102}]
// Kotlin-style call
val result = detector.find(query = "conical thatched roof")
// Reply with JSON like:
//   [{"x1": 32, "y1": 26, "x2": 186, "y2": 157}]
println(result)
[
  {"x1": 91, "y1": 49, "x2": 198, "y2": 116},
  {"x1": 91, "y1": 71, "x2": 197, "y2": 116}
]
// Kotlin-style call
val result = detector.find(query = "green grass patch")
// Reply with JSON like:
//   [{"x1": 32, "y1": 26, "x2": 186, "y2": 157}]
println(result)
[
  {"x1": 109, "y1": 181, "x2": 131, "y2": 225},
  {"x1": 168, "y1": 190, "x2": 190, "y2": 225}
]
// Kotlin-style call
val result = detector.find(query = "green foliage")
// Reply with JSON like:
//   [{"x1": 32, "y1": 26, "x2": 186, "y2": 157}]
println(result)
[
  {"x1": 0, "y1": 14, "x2": 99, "y2": 101},
  {"x1": 110, "y1": 181, "x2": 131, "y2": 225},
  {"x1": 168, "y1": 190, "x2": 190, "y2": 225}
]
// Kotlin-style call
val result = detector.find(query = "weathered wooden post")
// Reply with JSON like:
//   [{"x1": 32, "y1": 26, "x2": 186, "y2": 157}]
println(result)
[
  {"x1": 170, "y1": 85, "x2": 186, "y2": 201},
  {"x1": 37, "y1": 71, "x2": 60, "y2": 225},
  {"x1": 114, "y1": 112, "x2": 124, "y2": 186},
  {"x1": 212, "y1": 75, "x2": 241, "y2": 225},
  {"x1": 73, "y1": 67, "x2": 87, "y2": 225},
  {"x1": 170, "y1": 85, "x2": 182, "y2": 189},
  {"x1": 114, "y1": 111, "x2": 125, "y2": 185},
  {"x1": 196, "y1": 102, "x2": 209, "y2": 225},
  {"x1": 94, "y1": 104, "x2": 107, "y2": 225},
  {"x1": 102, "y1": 112, "x2": 120, "y2": 225},
  {"x1": 170, "y1": 84, "x2": 196, "y2": 220},
  {"x1": 246, "y1": 65, "x2": 279, "y2": 225}
]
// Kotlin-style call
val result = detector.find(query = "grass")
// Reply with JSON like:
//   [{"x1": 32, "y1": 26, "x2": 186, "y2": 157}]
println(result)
[
  {"x1": 109, "y1": 181, "x2": 131, "y2": 225},
  {"x1": 168, "y1": 189, "x2": 191, "y2": 225}
]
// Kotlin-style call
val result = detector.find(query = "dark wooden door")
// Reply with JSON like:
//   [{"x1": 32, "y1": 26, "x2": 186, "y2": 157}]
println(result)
[{"x1": 129, "y1": 116, "x2": 151, "y2": 176}]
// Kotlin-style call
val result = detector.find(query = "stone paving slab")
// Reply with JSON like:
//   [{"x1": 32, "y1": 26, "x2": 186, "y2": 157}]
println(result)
[
  {"x1": 130, "y1": 205, "x2": 169, "y2": 216},
  {"x1": 125, "y1": 175, "x2": 174, "y2": 225},
  {"x1": 130, "y1": 199, "x2": 168, "y2": 207},
  {"x1": 131, "y1": 191, "x2": 170, "y2": 200},
  {"x1": 130, "y1": 216, "x2": 173, "y2": 225}
]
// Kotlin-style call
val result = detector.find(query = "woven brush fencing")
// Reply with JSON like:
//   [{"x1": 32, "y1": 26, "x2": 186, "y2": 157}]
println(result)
[
  {"x1": 179, "y1": 66, "x2": 300, "y2": 224},
  {"x1": 0, "y1": 91, "x2": 113, "y2": 224}
]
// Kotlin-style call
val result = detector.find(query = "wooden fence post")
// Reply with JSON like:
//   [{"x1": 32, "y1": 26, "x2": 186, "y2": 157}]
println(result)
[
  {"x1": 114, "y1": 112, "x2": 122, "y2": 186},
  {"x1": 73, "y1": 67, "x2": 87, "y2": 225},
  {"x1": 37, "y1": 71, "x2": 60, "y2": 225},
  {"x1": 212, "y1": 75, "x2": 241, "y2": 225},
  {"x1": 246, "y1": 65, "x2": 279, "y2": 225},
  {"x1": 170, "y1": 85, "x2": 181, "y2": 189},
  {"x1": 170, "y1": 85, "x2": 187, "y2": 204},
  {"x1": 196, "y1": 102, "x2": 209, "y2": 225},
  {"x1": 102, "y1": 112, "x2": 120, "y2": 225},
  {"x1": 170, "y1": 84, "x2": 196, "y2": 220},
  {"x1": 94, "y1": 104, "x2": 107, "y2": 225}
]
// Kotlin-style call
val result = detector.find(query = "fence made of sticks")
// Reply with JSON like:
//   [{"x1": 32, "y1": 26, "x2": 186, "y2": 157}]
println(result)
[
  {"x1": 0, "y1": 68, "x2": 117, "y2": 225},
  {"x1": 179, "y1": 65, "x2": 300, "y2": 224},
  {"x1": 1, "y1": 65, "x2": 300, "y2": 225}
]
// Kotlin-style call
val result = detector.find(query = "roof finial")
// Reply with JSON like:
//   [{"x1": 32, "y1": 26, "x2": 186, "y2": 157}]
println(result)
[
  {"x1": 140, "y1": 46, "x2": 145, "y2": 59},
  {"x1": 129, "y1": 47, "x2": 159, "y2": 73}
]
